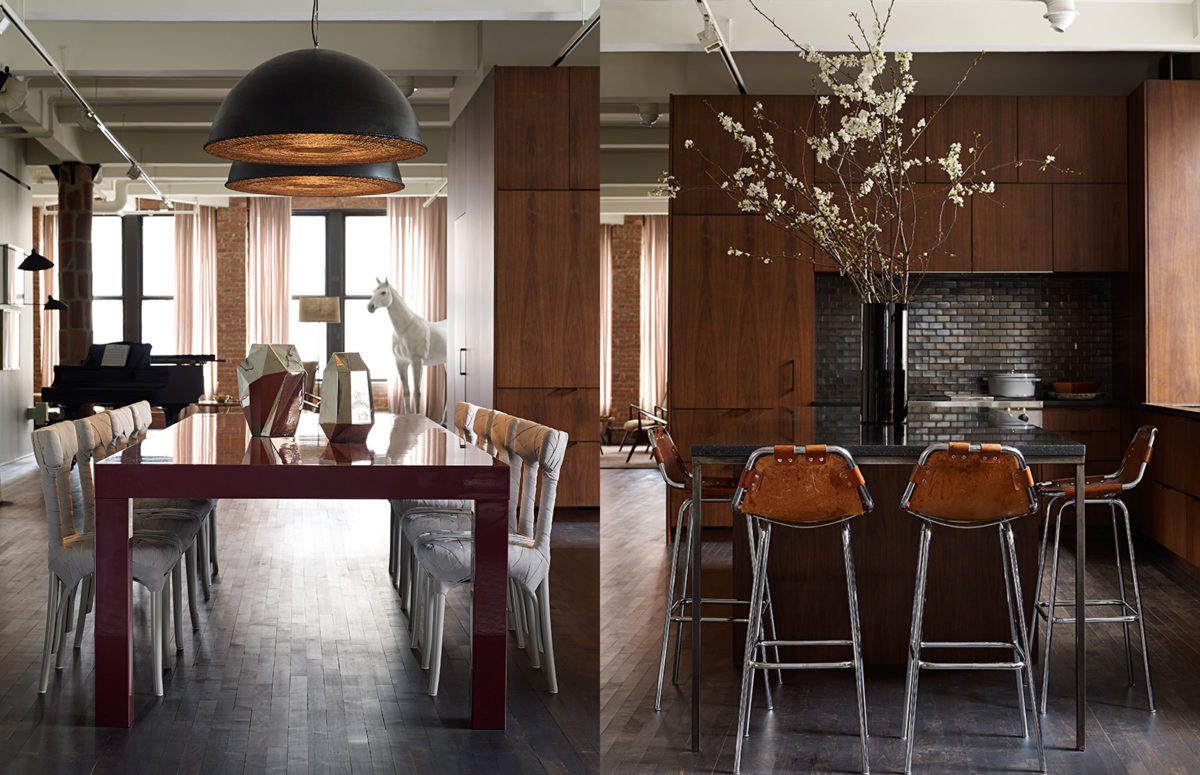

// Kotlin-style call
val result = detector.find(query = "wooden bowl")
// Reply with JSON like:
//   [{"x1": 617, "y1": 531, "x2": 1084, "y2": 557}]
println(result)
[{"x1": 1053, "y1": 380, "x2": 1100, "y2": 393}]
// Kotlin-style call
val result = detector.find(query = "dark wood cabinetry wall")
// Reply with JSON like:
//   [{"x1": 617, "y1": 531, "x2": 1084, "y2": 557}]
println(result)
[
  {"x1": 667, "y1": 92, "x2": 1131, "y2": 528},
  {"x1": 449, "y1": 66, "x2": 600, "y2": 507}
]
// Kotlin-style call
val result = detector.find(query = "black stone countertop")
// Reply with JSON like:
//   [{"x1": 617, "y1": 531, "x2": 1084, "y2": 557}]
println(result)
[
  {"x1": 691, "y1": 405, "x2": 1086, "y2": 461},
  {"x1": 1142, "y1": 403, "x2": 1200, "y2": 419}
]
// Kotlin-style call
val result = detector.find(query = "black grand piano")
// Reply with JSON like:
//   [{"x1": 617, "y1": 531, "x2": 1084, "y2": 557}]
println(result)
[{"x1": 42, "y1": 342, "x2": 217, "y2": 425}]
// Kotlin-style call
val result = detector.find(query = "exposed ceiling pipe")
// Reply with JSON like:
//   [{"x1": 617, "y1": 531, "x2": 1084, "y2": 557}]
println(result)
[
  {"x1": 0, "y1": 0, "x2": 172, "y2": 207},
  {"x1": 552, "y1": 6, "x2": 599, "y2": 67},
  {"x1": 91, "y1": 178, "x2": 132, "y2": 214},
  {"x1": 422, "y1": 179, "x2": 447, "y2": 208},
  {"x1": 694, "y1": 0, "x2": 747, "y2": 95}
]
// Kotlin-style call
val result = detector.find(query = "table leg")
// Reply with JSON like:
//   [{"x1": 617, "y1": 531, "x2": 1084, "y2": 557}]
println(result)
[
  {"x1": 95, "y1": 497, "x2": 132, "y2": 727},
  {"x1": 1074, "y1": 462, "x2": 1086, "y2": 750},
  {"x1": 471, "y1": 494, "x2": 508, "y2": 730},
  {"x1": 690, "y1": 462, "x2": 703, "y2": 752}
]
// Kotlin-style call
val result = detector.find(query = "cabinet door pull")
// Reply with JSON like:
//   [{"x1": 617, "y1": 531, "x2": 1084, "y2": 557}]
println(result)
[{"x1": 458, "y1": 348, "x2": 467, "y2": 376}]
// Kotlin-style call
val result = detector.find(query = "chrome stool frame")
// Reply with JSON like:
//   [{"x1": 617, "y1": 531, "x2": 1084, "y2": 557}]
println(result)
[
  {"x1": 1032, "y1": 425, "x2": 1157, "y2": 715},
  {"x1": 731, "y1": 444, "x2": 872, "y2": 775},
  {"x1": 900, "y1": 442, "x2": 1046, "y2": 775},
  {"x1": 648, "y1": 426, "x2": 782, "y2": 712}
]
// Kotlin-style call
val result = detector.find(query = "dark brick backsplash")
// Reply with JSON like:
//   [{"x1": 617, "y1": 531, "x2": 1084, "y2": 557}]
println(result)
[{"x1": 815, "y1": 274, "x2": 1115, "y2": 400}]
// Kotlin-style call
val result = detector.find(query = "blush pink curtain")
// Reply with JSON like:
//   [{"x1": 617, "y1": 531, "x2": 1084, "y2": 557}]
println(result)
[
  {"x1": 387, "y1": 197, "x2": 448, "y2": 421},
  {"x1": 245, "y1": 197, "x2": 291, "y2": 348},
  {"x1": 175, "y1": 203, "x2": 218, "y2": 395},
  {"x1": 39, "y1": 212, "x2": 59, "y2": 390},
  {"x1": 639, "y1": 215, "x2": 669, "y2": 410},
  {"x1": 600, "y1": 224, "x2": 613, "y2": 417}
]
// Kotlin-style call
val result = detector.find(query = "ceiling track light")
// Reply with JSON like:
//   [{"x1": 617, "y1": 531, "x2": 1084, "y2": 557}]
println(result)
[
  {"x1": 693, "y1": 0, "x2": 747, "y2": 95},
  {"x1": 0, "y1": 2, "x2": 171, "y2": 206},
  {"x1": 205, "y1": 0, "x2": 426, "y2": 167}
]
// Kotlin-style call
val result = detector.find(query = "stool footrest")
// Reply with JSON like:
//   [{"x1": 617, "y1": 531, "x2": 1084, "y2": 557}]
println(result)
[
  {"x1": 750, "y1": 659, "x2": 854, "y2": 671},
  {"x1": 920, "y1": 640, "x2": 1019, "y2": 650},
  {"x1": 1035, "y1": 598, "x2": 1140, "y2": 625},
  {"x1": 920, "y1": 660, "x2": 1025, "y2": 671},
  {"x1": 760, "y1": 638, "x2": 852, "y2": 648},
  {"x1": 669, "y1": 614, "x2": 749, "y2": 625}
]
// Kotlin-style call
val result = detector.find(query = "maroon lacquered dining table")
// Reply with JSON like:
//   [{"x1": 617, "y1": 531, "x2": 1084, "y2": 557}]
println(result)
[{"x1": 92, "y1": 411, "x2": 509, "y2": 729}]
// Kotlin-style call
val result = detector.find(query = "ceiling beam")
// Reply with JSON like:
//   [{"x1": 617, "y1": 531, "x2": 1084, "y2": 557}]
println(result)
[
  {"x1": 52, "y1": 101, "x2": 452, "y2": 129},
  {"x1": 0, "y1": 21, "x2": 483, "y2": 76}
]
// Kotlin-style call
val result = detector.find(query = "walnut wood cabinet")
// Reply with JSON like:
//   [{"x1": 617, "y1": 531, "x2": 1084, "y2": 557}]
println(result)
[{"x1": 448, "y1": 66, "x2": 599, "y2": 507}]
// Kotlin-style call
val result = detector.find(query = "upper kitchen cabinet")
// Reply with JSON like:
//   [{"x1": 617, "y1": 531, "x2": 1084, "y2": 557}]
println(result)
[
  {"x1": 670, "y1": 215, "x2": 814, "y2": 408},
  {"x1": 972, "y1": 184, "x2": 1053, "y2": 272},
  {"x1": 1017, "y1": 96, "x2": 1128, "y2": 183},
  {"x1": 670, "y1": 95, "x2": 747, "y2": 215},
  {"x1": 1052, "y1": 184, "x2": 1128, "y2": 272},
  {"x1": 906, "y1": 183, "x2": 973, "y2": 273},
  {"x1": 494, "y1": 67, "x2": 571, "y2": 189},
  {"x1": 924, "y1": 96, "x2": 1019, "y2": 183}
]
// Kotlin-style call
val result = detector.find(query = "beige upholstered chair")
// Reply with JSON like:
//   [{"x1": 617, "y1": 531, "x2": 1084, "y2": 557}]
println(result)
[
  {"x1": 33, "y1": 421, "x2": 190, "y2": 696},
  {"x1": 413, "y1": 419, "x2": 568, "y2": 696}
]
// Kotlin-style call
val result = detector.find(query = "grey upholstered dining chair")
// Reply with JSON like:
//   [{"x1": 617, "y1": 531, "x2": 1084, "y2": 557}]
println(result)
[
  {"x1": 33, "y1": 421, "x2": 191, "y2": 696},
  {"x1": 412, "y1": 419, "x2": 568, "y2": 696}
]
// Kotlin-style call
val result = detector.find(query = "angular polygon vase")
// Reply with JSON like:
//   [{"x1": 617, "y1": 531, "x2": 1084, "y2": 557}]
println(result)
[
  {"x1": 319, "y1": 352, "x2": 375, "y2": 443},
  {"x1": 238, "y1": 344, "x2": 307, "y2": 437}
]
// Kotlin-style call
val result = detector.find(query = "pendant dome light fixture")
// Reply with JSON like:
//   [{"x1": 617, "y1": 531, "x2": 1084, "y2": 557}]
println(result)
[
  {"x1": 204, "y1": 0, "x2": 426, "y2": 165},
  {"x1": 225, "y1": 161, "x2": 405, "y2": 197}
]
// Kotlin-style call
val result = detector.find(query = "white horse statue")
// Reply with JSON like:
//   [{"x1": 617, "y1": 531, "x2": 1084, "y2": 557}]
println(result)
[{"x1": 367, "y1": 278, "x2": 448, "y2": 415}]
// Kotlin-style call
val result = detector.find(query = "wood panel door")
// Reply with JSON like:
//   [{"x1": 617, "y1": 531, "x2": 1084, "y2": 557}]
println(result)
[
  {"x1": 494, "y1": 191, "x2": 599, "y2": 387},
  {"x1": 494, "y1": 387, "x2": 600, "y2": 443},
  {"x1": 1017, "y1": 96, "x2": 1128, "y2": 183},
  {"x1": 494, "y1": 67, "x2": 570, "y2": 190},
  {"x1": 1052, "y1": 184, "x2": 1129, "y2": 272},
  {"x1": 670, "y1": 216, "x2": 813, "y2": 408},
  {"x1": 670, "y1": 95, "x2": 746, "y2": 215},
  {"x1": 972, "y1": 184, "x2": 1053, "y2": 271},
  {"x1": 568, "y1": 67, "x2": 599, "y2": 190},
  {"x1": 924, "y1": 96, "x2": 1019, "y2": 183}
]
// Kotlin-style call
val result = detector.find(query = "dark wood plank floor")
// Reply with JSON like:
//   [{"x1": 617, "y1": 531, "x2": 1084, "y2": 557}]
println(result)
[
  {"x1": 0, "y1": 455, "x2": 598, "y2": 774},
  {"x1": 600, "y1": 468, "x2": 1200, "y2": 774}
]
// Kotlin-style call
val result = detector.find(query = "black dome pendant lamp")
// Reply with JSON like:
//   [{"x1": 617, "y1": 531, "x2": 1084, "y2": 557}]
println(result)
[
  {"x1": 225, "y1": 161, "x2": 405, "y2": 197},
  {"x1": 205, "y1": 0, "x2": 425, "y2": 166}
]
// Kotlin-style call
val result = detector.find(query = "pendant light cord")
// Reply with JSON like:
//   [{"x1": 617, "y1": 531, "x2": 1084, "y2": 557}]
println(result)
[{"x1": 311, "y1": 0, "x2": 319, "y2": 48}]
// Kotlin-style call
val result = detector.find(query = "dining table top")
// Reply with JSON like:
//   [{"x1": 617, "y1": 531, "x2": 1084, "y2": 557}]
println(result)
[
  {"x1": 690, "y1": 405, "x2": 1086, "y2": 461},
  {"x1": 97, "y1": 411, "x2": 498, "y2": 470}
]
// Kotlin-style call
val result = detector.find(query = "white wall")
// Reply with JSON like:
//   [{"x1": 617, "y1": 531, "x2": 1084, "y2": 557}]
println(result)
[{"x1": 0, "y1": 138, "x2": 34, "y2": 463}]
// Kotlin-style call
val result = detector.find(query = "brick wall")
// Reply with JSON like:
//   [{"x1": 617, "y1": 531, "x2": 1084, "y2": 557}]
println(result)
[
  {"x1": 56, "y1": 163, "x2": 94, "y2": 366},
  {"x1": 214, "y1": 198, "x2": 248, "y2": 397},
  {"x1": 609, "y1": 216, "x2": 642, "y2": 422},
  {"x1": 815, "y1": 274, "x2": 1116, "y2": 400}
]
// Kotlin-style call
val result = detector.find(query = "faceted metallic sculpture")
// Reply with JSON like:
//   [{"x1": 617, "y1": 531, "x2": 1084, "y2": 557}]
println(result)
[
  {"x1": 238, "y1": 344, "x2": 307, "y2": 437},
  {"x1": 319, "y1": 352, "x2": 375, "y2": 443}
]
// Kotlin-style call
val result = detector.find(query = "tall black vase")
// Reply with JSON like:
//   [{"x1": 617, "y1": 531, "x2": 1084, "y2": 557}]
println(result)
[{"x1": 860, "y1": 302, "x2": 908, "y2": 425}]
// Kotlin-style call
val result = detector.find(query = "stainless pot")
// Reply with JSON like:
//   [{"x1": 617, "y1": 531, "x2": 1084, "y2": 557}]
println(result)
[{"x1": 986, "y1": 371, "x2": 1038, "y2": 398}]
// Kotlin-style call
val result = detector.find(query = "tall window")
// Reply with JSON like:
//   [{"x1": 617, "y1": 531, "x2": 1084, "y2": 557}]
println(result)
[
  {"x1": 91, "y1": 216, "x2": 124, "y2": 344},
  {"x1": 88, "y1": 213, "x2": 178, "y2": 351},
  {"x1": 288, "y1": 210, "x2": 392, "y2": 380}
]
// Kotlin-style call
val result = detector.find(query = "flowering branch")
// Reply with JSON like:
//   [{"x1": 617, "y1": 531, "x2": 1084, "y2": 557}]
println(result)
[{"x1": 655, "y1": 0, "x2": 1064, "y2": 303}]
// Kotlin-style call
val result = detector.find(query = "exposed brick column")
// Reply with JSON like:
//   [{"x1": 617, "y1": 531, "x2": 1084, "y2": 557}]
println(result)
[
  {"x1": 56, "y1": 163, "x2": 94, "y2": 365},
  {"x1": 610, "y1": 215, "x2": 643, "y2": 421},
  {"x1": 214, "y1": 198, "x2": 249, "y2": 396}
]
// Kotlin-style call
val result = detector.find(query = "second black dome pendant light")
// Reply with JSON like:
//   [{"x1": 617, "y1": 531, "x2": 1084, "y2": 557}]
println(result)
[{"x1": 207, "y1": 0, "x2": 424, "y2": 195}]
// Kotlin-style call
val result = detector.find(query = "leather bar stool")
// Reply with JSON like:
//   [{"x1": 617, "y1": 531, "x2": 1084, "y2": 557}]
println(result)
[
  {"x1": 729, "y1": 443, "x2": 873, "y2": 775},
  {"x1": 900, "y1": 442, "x2": 1046, "y2": 775},
  {"x1": 647, "y1": 425, "x2": 782, "y2": 713},
  {"x1": 1033, "y1": 425, "x2": 1158, "y2": 714}
]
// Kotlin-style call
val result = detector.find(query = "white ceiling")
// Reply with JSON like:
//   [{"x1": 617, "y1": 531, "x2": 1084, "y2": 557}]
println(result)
[
  {"x1": 602, "y1": 0, "x2": 1200, "y2": 53},
  {"x1": 17, "y1": 1, "x2": 601, "y2": 22}
]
